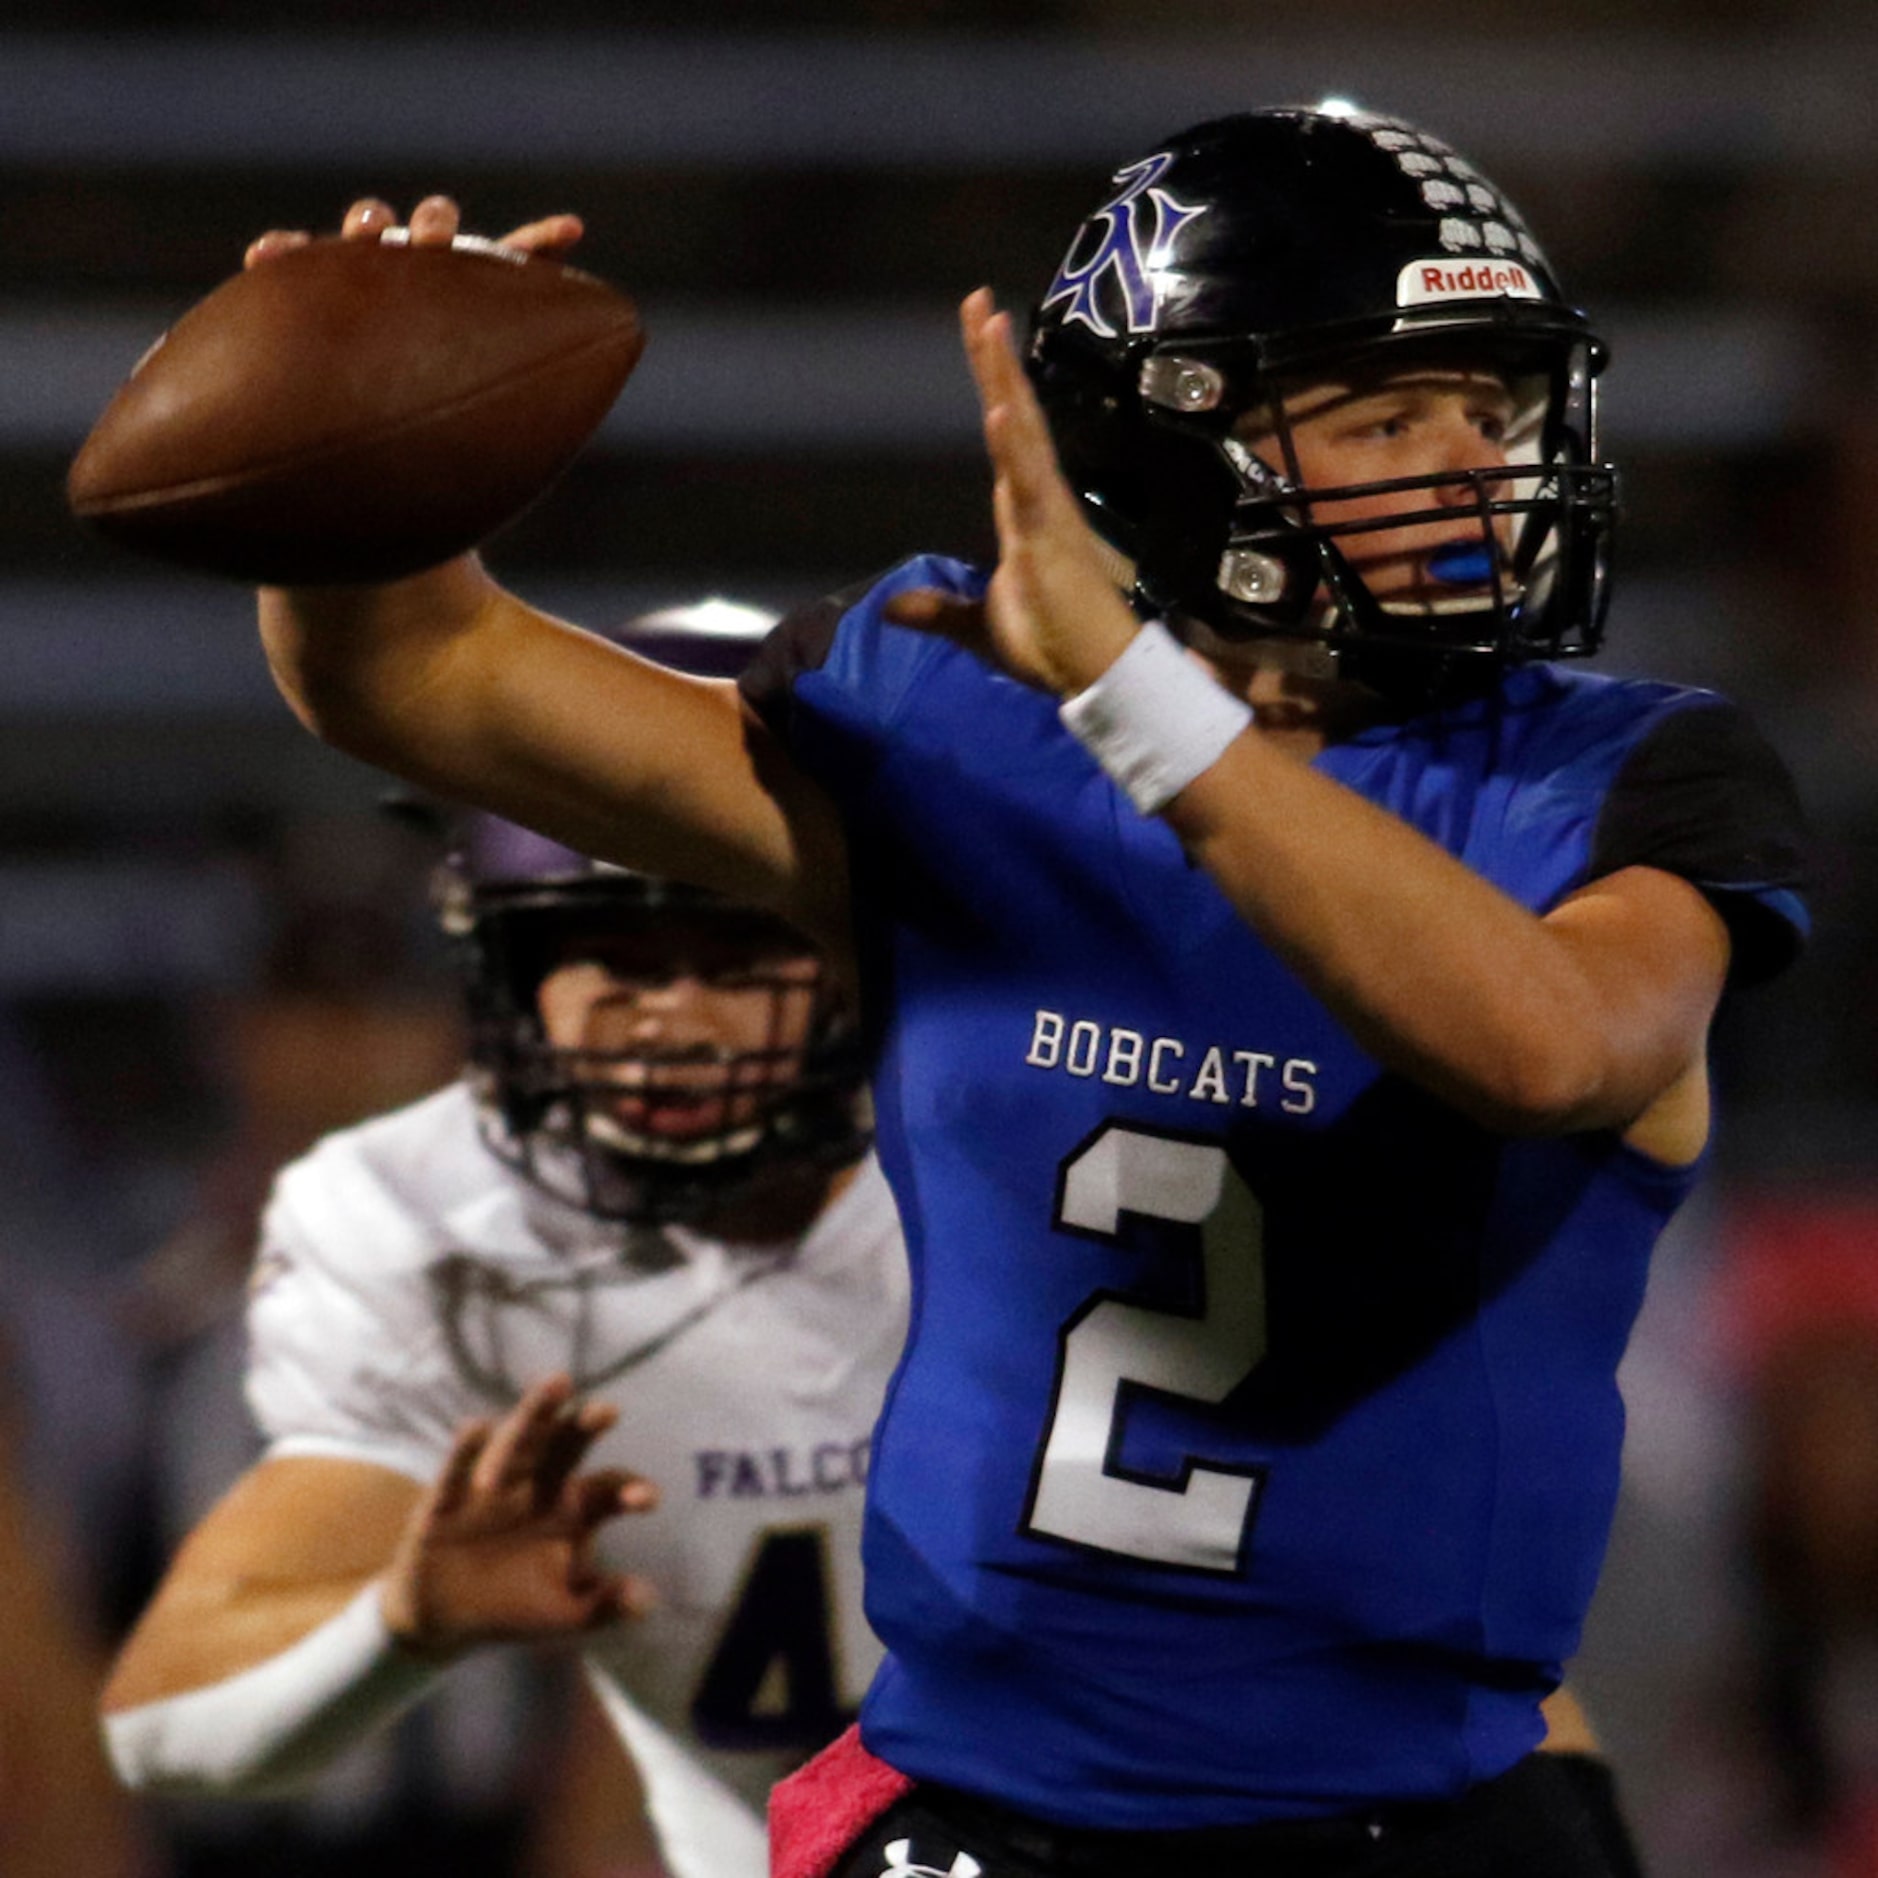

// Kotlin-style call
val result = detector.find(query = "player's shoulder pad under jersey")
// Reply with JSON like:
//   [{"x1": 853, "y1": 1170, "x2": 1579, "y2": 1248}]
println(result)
[
  {"x1": 739, "y1": 555, "x2": 986, "y2": 745},
  {"x1": 246, "y1": 1085, "x2": 497, "y2": 1475},
  {"x1": 1587, "y1": 688, "x2": 1810, "y2": 984},
  {"x1": 263, "y1": 1081, "x2": 487, "y2": 1286}
]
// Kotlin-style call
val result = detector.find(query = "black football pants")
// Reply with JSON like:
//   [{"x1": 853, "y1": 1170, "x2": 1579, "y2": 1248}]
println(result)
[{"x1": 827, "y1": 1751, "x2": 1646, "y2": 1878}]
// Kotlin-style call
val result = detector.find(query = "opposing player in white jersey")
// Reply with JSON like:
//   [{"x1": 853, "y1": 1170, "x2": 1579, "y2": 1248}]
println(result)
[{"x1": 100, "y1": 603, "x2": 908, "y2": 1878}]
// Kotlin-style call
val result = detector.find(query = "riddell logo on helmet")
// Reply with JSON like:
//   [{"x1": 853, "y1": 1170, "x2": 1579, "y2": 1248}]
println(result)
[{"x1": 1397, "y1": 259, "x2": 1542, "y2": 306}]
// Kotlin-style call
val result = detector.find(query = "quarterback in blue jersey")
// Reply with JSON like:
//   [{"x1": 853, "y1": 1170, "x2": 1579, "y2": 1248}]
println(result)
[{"x1": 244, "y1": 106, "x2": 1806, "y2": 1878}]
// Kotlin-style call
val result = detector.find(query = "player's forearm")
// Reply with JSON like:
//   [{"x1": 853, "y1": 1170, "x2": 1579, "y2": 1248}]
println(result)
[
  {"x1": 1165, "y1": 730, "x2": 1701, "y2": 1134},
  {"x1": 104, "y1": 1568, "x2": 372, "y2": 1712},
  {"x1": 101, "y1": 1574, "x2": 437, "y2": 1797},
  {"x1": 259, "y1": 550, "x2": 507, "y2": 762},
  {"x1": 261, "y1": 551, "x2": 696, "y2": 835},
  {"x1": 259, "y1": 559, "x2": 848, "y2": 951}
]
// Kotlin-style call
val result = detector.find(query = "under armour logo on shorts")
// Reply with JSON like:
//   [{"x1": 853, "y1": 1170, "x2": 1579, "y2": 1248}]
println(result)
[{"x1": 877, "y1": 1838, "x2": 984, "y2": 1878}]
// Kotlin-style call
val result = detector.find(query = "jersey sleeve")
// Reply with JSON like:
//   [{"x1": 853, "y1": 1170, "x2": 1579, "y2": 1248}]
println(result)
[
  {"x1": 739, "y1": 556, "x2": 984, "y2": 791},
  {"x1": 242, "y1": 1154, "x2": 462, "y2": 1484},
  {"x1": 1588, "y1": 697, "x2": 1810, "y2": 985}
]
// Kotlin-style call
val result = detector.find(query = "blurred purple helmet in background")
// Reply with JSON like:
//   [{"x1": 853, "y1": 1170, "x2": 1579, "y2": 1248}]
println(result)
[{"x1": 429, "y1": 600, "x2": 870, "y2": 1225}]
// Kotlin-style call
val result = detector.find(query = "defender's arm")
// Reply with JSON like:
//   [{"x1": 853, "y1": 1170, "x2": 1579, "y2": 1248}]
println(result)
[{"x1": 102, "y1": 1375, "x2": 651, "y2": 1796}]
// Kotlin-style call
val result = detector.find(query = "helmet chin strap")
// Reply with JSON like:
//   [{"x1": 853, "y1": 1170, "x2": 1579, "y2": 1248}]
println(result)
[
  {"x1": 1091, "y1": 489, "x2": 1527, "y2": 677},
  {"x1": 1376, "y1": 592, "x2": 1523, "y2": 621},
  {"x1": 1175, "y1": 609, "x2": 1343, "y2": 681},
  {"x1": 1087, "y1": 531, "x2": 1143, "y2": 603},
  {"x1": 1216, "y1": 503, "x2": 1533, "y2": 635}
]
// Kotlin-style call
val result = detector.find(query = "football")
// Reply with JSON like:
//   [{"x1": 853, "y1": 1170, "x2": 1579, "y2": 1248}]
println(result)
[{"x1": 66, "y1": 234, "x2": 646, "y2": 585}]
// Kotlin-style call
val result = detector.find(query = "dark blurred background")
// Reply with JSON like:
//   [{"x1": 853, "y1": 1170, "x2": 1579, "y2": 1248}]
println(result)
[{"x1": 1, "y1": 4, "x2": 1875, "y2": 1875}]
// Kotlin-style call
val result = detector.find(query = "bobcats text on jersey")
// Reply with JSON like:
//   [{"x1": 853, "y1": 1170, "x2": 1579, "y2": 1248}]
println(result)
[{"x1": 1024, "y1": 1008, "x2": 1319, "y2": 1114}]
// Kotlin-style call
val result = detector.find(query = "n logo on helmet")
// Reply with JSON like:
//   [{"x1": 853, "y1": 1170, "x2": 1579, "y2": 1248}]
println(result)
[{"x1": 1041, "y1": 151, "x2": 1205, "y2": 339}]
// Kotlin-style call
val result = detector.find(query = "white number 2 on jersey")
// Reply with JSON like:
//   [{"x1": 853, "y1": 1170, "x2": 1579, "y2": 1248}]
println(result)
[{"x1": 1024, "y1": 1123, "x2": 1268, "y2": 1574}]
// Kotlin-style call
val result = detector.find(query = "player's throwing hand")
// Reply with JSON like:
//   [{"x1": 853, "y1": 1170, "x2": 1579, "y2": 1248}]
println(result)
[
  {"x1": 243, "y1": 194, "x2": 586, "y2": 270},
  {"x1": 378, "y1": 1372, "x2": 657, "y2": 1658}
]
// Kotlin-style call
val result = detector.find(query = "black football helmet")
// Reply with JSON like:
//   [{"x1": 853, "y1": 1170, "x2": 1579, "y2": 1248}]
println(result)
[
  {"x1": 1027, "y1": 105, "x2": 1617, "y2": 697},
  {"x1": 435, "y1": 600, "x2": 871, "y2": 1224}
]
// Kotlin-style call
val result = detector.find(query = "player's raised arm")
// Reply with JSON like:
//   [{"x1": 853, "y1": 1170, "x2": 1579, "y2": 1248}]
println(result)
[
  {"x1": 256, "y1": 197, "x2": 849, "y2": 962},
  {"x1": 258, "y1": 548, "x2": 850, "y2": 965},
  {"x1": 111, "y1": 192, "x2": 843, "y2": 963},
  {"x1": 923, "y1": 291, "x2": 1733, "y2": 1153}
]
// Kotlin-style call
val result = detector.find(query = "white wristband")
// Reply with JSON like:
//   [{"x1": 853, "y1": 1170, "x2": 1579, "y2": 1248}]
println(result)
[
  {"x1": 1058, "y1": 620, "x2": 1254, "y2": 815},
  {"x1": 103, "y1": 1581, "x2": 440, "y2": 1797}
]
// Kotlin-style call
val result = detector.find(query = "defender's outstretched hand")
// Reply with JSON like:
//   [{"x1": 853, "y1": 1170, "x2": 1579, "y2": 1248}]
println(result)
[
  {"x1": 887, "y1": 289, "x2": 1139, "y2": 696},
  {"x1": 379, "y1": 1374, "x2": 658, "y2": 1658}
]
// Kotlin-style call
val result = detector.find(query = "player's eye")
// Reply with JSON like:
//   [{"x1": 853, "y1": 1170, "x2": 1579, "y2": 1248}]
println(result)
[
  {"x1": 1334, "y1": 417, "x2": 1407, "y2": 449},
  {"x1": 1333, "y1": 399, "x2": 1415, "y2": 442},
  {"x1": 599, "y1": 970, "x2": 677, "y2": 994},
  {"x1": 705, "y1": 969, "x2": 769, "y2": 991}
]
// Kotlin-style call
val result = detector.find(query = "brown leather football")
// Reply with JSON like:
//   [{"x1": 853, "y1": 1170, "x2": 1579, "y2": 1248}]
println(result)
[{"x1": 66, "y1": 234, "x2": 645, "y2": 585}]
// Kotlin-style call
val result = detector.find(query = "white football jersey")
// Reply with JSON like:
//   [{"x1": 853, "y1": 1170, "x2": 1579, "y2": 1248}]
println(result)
[{"x1": 244, "y1": 1081, "x2": 909, "y2": 1878}]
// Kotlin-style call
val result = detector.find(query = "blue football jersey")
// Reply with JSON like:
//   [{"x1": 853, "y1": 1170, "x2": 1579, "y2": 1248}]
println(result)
[{"x1": 742, "y1": 555, "x2": 1809, "y2": 1829}]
